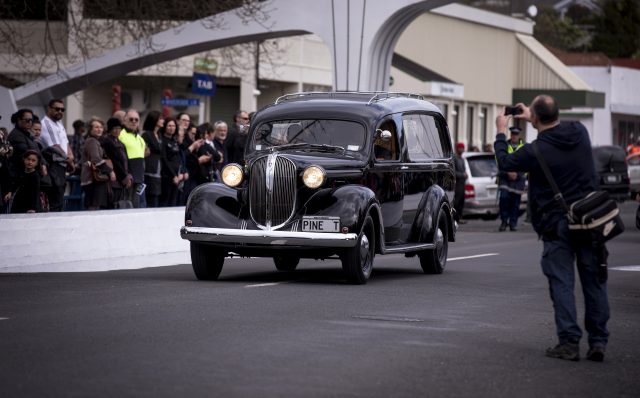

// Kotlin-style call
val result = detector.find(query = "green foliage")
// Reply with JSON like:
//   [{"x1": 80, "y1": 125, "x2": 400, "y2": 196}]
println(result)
[
  {"x1": 533, "y1": 6, "x2": 589, "y2": 51},
  {"x1": 591, "y1": 0, "x2": 640, "y2": 58}
]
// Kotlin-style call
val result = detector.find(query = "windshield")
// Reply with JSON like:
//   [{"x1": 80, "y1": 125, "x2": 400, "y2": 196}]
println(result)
[
  {"x1": 249, "y1": 119, "x2": 366, "y2": 154},
  {"x1": 467, "y1": 155, "x2": 497, "y2": 177}
]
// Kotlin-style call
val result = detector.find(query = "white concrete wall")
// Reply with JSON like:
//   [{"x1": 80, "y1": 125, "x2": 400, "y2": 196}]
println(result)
[
  {"x1": 610, "y1": 66, "x2": 640, "y2": 115},
  {"x1": 570, "y1": 66, "x2": 612, "y2": 146},
  {"x1": 0, "y1": 208, "x2": 189, "y2": 272}
]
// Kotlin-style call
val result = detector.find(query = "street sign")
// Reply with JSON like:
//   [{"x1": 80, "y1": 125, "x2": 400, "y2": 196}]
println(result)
[
  {"x1": 160, "y1": 98, "x2": 200, "y2": 107},
  {"x1": 191, "y1": 72, "x2": 216, "y2": 96}
]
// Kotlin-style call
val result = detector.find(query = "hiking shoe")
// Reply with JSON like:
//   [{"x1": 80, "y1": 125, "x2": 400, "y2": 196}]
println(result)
[
  {"x1": 586, "y1": 346, "x2": 605, "y2": 362},
  {"x1": 545, "y1": 342, "x2": 580, "y2": 361}
]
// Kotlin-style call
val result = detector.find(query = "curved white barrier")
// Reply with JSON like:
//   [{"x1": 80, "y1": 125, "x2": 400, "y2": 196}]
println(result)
[{"x1": 0, "y1": 208, "x2": 189, "y2": 273}]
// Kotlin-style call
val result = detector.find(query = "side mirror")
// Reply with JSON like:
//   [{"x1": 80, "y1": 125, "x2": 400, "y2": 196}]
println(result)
[{"x1": 376, "y1": 129, "x2": 392, "y2": 142}]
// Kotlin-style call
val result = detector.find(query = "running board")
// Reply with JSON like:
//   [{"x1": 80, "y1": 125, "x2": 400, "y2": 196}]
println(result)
[{"x1": 383, "y1": 243, "x2": 435, "y2": 254}]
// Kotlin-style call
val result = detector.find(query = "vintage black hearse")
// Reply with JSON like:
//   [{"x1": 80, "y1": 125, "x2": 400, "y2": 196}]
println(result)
[{"x1": 180, "y1": 92, "x2": 457, "y2": 284}]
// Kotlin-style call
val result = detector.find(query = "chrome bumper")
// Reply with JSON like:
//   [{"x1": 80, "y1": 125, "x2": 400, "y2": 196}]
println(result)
[{"x1": 180, "y1": 226, "x2": 359, "y2": 247}]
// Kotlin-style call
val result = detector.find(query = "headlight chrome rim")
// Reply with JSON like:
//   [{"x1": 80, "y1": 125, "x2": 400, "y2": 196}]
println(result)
[
  {"x1": 221, "y1": 163, "x2": 244, "y2": 187},
  {"x1": 302, "y1": 165, "x2": 326, "y2": 189}
]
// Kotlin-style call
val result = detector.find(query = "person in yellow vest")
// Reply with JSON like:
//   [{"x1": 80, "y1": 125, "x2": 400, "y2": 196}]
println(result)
[
  {"x1": 498, "y1": 127, "x2": 526, "y2": 231},
  {"x1": 118, "y1": 109, "x2": 149, "y2": 208}
]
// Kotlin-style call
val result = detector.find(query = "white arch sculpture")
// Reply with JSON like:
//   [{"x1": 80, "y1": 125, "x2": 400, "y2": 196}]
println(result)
[{"x1": 1, "y1": 0, "x2": 454, "y2": 112}]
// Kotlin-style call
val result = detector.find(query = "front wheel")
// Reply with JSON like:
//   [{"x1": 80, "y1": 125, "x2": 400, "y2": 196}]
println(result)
[
  {"x1": 341, "y1": 216, "x2": 375, "y2": 284},
  {"x1": 273, "y1": 256, "x2": 300, "y2": 271},
  {"x1": 419, "y1": 208, "x2": 449, "y2": 274},
  {"x1": 190, "y1": 242, "x2": 225, "y2": 280}
]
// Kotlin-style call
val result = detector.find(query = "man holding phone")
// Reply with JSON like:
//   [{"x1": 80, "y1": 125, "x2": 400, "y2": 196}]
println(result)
[{"x1": 494, "y1": 95, "x2": 609, "y2": 362}]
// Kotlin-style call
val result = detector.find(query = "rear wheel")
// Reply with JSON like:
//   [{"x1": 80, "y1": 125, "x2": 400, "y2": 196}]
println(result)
[
  {"x1": 273, "y1": 256, "x2": 300, "y2": 271},
  {"x1": 190, "y1": 242, "x2": 225, "y2": 280},
  {"x1": 341, "y1": 216, "x2": 375, "y2": 284},
  {"x1": 419, "y1": 209, "x2": 449, "y2": 274}
]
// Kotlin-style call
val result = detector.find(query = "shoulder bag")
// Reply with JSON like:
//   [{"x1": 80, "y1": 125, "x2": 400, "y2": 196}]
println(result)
[{"x1": 531, "y1": 141, "x2": 624, "y2": 242}]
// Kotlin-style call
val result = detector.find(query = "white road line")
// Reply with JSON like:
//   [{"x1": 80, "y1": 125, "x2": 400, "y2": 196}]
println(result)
[
  {"x1": 610, "y1": 266, "x2": 640, "y2": 272},
  {"x1": 244, "y1": 282, "x2": 289, "y2": 288},
  {"x1": 448, "y1": 253, "x2": 499, "y2": 261},
  {"x1": 0, "y1": 317, "x2": 9, "y2": 321}
]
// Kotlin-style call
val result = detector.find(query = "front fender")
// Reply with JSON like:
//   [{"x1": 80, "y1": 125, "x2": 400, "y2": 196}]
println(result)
[
  {"x1": 303, "y1": 185, "x2": 379, "y2": 234},
  {"x1": 185, "y1": 182, "x2": 241, "y2": 228},
  {"x1": 410, "y1": 185, "x2": 455, "y2": 243}
]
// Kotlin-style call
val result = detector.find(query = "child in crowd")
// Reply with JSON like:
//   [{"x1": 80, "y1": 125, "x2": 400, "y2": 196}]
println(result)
[{"x1": 4, "y1": 149, "x2": 41, "y2": 213}]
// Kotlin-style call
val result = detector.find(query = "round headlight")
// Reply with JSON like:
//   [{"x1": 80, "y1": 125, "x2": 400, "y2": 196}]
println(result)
[
  {"x1": 302, "y1": 165, "x2": 326, "y2": 189},
  {"x1": 221, "y1": 163, "x2": 244, "y2": 187}
]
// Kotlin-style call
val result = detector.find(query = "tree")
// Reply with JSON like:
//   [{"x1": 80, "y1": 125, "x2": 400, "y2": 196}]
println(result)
[
  {"x1": 533, "y1": 5, "x2": 590, "y2": 51},
  {"x1": 591, "y1": 0, "x2": 640, "y2": 58},
  {"x1": 0, "y1": 0, "x2": 274, "y2": 83}
]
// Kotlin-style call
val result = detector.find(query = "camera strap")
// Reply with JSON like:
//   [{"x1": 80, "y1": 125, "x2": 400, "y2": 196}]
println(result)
[{"x1": 531, "y1": 141, "x2": 571, "y2": 217}]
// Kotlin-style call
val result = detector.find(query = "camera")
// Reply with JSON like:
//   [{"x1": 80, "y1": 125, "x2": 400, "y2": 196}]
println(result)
[{"x1": 504, "y1": 106, "x2": 523, "y2": 116}]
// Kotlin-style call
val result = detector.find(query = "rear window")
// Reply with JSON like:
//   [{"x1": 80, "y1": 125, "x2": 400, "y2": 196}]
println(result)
[
  {"x1": 593, "y1": 146, "x2": 627, "y2": 172},
  {"x1": 466, "y1": 155, "x2": 497, "y2": 177}
]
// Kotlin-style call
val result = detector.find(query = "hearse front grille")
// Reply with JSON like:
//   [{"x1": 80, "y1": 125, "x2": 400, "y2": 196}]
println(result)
[{"x1": 249, "y1": 154, "x2": 297, "y2": 229}]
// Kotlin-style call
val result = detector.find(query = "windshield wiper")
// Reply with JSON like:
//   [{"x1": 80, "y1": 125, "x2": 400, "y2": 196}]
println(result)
[{"x1": 275, "y1": 143, "x2": 346, "y2": 153}]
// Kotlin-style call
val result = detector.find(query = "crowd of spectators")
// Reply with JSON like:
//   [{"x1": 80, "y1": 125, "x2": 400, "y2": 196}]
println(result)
[{"x1": 0, "y1": 99, "x2": 250, "y2": 214}]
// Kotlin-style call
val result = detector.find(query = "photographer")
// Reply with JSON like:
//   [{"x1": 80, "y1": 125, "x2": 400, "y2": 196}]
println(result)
[{"x1": 494, "y1": 95, "x2": 609, "y2": 362}]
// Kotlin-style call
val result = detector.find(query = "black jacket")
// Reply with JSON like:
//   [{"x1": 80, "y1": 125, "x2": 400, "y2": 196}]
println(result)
[
  {"x1": 494, "y1": 122, "x2": 598, "y2": 236},
  {"x1": 225, "y1": 124, "x2": 247, "y2": 164}
]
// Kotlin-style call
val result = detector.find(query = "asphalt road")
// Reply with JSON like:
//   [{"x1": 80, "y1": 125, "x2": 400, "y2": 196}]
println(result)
[{"x1": 1, "y1": 202, "x2": 639, "y2": 397}]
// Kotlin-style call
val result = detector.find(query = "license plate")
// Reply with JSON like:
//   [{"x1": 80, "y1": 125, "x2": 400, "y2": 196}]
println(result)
[
  {"x1": 606, "y1": 175, "x2": 619, "y2": 183},
  {"x1": 302, "y1": 217, "x2": 340, "y2": 232}
]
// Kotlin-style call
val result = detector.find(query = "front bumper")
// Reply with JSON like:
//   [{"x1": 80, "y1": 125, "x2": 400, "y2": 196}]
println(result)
[{"x1": 180, "y1": 226, "x2": 359, "y2": 248}]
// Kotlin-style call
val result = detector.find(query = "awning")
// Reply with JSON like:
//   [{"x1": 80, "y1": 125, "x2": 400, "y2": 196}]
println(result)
[{"x1": 512, "y1": 89, "x2": 605, "y2": 109}]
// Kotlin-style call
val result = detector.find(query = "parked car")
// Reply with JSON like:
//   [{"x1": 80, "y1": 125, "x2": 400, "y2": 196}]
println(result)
[
  {"x1": 180, "y1": 92, "x2": 457, "y2": 284},
  {"x1": 462, "y1": 152, "x2": 527, "y2": 219},
  {"x1": 592, "y1": 146, "x2": 630, "y2": 201},
  {"x1": 627, "y1": 152, "x2": 640, "y2": 196}
]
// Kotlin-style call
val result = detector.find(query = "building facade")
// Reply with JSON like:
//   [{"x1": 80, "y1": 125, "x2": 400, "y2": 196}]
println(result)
[{"x1": 1, "y1": 3, "x2": 608, "y2": 148}]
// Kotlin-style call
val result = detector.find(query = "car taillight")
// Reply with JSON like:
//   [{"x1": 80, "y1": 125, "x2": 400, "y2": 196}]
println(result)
[{"x1": 464, "y1": 184, "x2": 475, "y2": 199}]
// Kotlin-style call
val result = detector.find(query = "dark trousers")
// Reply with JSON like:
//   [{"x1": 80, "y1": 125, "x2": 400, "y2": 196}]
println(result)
[
  {"x1": 159, "y1": 177, "x2": 178, "y2": 207},
  {"x1": 541, "y1": 219, "x2": 610, "y2": 348},
  {"x1": 499, "y1": 190, "x2": 522, "y2": 227},
  {"x1": 453, "y1": 185, "x2": 465, "y2": 221}
]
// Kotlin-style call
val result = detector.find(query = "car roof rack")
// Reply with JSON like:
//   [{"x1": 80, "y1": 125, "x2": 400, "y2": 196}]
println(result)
[{"x1": 274, "y1": 91, "x2": 424, "y2": 105}]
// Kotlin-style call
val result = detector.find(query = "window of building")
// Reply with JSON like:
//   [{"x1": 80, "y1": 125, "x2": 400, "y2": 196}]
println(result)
[
  {"x1": 0, "y1": 1, "x2": 66, "y2": 20},
  {"x1": 83, "y1": 0, "x2": 242, "y2": 20},
  {"x1": 402, "y1": 114, "x2": 445, "y2": 161},
  {"x1": 466, "y1": 105, "x2": 474, "y2": 149},
  {"x1": 480, "y1": 106, "x2": 488, "y2": 147},
  {"x1": 452, "y1": 105, "x2": 460, "y2": 144}
]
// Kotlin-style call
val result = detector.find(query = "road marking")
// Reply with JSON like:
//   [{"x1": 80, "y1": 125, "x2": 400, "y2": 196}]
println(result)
[
  {"x1": 0, "y1": 317, "x2": 9, "y2": 321},
  {"x1": 448, "y1": 253, "x2": 499, "y2": 261},
  {"x1": 244, "y1": 282, "x2": 289, "y2": 288},
  {"x1": 610, "y1": 266, "x2": 640, "y2": 272}
]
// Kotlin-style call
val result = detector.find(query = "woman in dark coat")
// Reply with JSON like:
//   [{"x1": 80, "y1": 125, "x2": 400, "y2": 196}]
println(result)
[
  {"x1": 141, "y1": 110, "x2": 164, "y2": 207},
  {"x1": 81, "y1": 118, "x2": 113, "y2": 210},
  {"x1": 159, "y1": 118, "x2": 182, "y2": 206}
]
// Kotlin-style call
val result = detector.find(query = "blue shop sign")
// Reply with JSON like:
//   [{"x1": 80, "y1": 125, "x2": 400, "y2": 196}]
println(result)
[
  {"x1": 191, "y1": 72, "x2": 217, "y2": 96},
  {"x1": 161, "y1": 98, "x2": 200, "y2": 107}
]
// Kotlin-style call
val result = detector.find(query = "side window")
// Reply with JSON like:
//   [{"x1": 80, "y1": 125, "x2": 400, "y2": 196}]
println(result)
[
  {"x1": 403, "y1": 114, "x2": 445, "y2": 161},
  {"x1": 374, "y1": 119, "x2": 399, "y2": 161}
]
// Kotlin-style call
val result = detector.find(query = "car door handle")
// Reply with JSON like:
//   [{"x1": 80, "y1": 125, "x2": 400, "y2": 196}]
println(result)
[{"x1": 401, "y1": 166, "x2": 409, "y2": 170}]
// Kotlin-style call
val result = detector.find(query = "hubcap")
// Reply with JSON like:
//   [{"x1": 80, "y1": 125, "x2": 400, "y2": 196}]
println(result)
[
  {"x1": 435, "y1": 227, "x2": 446, "y2": 263},
  {"x1": 360, "y1": 233, "x2": 371, "y2": 273}
]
